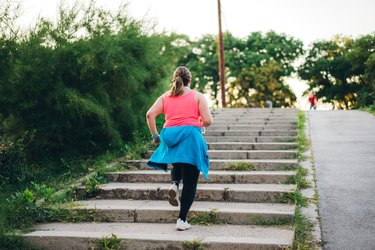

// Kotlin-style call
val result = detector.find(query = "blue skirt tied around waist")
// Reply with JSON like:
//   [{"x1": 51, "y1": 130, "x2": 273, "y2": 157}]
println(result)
[{"x1": 147, "y1": 125, "x2": 210, "y2": 180}]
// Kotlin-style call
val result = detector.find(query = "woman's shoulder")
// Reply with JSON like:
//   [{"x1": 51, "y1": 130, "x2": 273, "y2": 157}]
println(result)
[
  {"x1": 162, "y1": 91, "x2": 171, "y2": 98},
  {"x1": 192, "y1": 90, "x2": 204, "y2": 97}
]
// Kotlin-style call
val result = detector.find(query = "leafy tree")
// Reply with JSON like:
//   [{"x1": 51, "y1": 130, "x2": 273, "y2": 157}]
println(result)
[
  {"x1": 228, "y1": 60, "x2": 296, "y2": 107},
  {"x1": 0, "y1": 1, "x2": 183, "y2": 160},
  {"x1": 179, "y1": 31, "x2": 303, "y2": 107},
  {"x1": 347, "y1": 34, "x2": 375, "y2": 107},
  {"x1": 298, "y1": 35, "x2": 375, "y2": 109},
  {"x1": 177, "y1": 35, "x2": 220, "y2": 103}
]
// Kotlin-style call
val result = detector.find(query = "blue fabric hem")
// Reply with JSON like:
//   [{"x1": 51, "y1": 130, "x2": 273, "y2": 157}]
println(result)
[
  {"x1": 147, "y1": 161, "x2": 168, "y2": 172},
  {"x1": 148, "y1": 125, "x2": 210, "y2": 180}
]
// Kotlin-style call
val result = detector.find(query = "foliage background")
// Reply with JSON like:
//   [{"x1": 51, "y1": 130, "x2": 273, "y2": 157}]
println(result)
[{"x1": 0, "y1": 1, "x2": 183, "y2": 161}]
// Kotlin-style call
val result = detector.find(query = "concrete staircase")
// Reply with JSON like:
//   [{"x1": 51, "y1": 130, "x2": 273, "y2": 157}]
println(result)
[{"x1": 25, "y1": 108, "x2": 299, "y2": 249}]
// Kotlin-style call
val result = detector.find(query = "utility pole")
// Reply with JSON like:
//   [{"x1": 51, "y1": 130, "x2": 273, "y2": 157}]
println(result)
[{"x1": 217, "y1": 0, "x2": 226, "y2": 107}]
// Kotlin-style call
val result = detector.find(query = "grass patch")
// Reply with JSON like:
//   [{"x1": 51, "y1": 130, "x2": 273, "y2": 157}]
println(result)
[
  {"x1": 81, "y1": 170, "x2": 109, "y2": 199},
  {"x1": 292, "y1": 110, "x2": 317, "y2": 249},
  {"x1": 97, "y1": 234, "x2": 122, "y2": 250},
  {"x1": 189, "y1": 209, "x2": 224, "y2": 225},
  {"x1": 361, "y1": 103, "x2": 375, "y2": 115},
  {"x1": 312, "y1": 191, "x2": 319, "y2": 205},
  {"x1": 254, "y1": 218, "x2": 292, "y2": 226},
  {"x1": 225, "y1": 162, "x2": 255, "y2": 171},
  {"x1": 282, "y1": 165, "x2": 297, "y2": 171},
  {"x1": 287, "y1": 167, "x2": 311, "y2": 189},
  {"x1": 0, "y1": 230, "x2": 29, "y2": 250},
  {"x1": 279, "y1": 137, "x2": 297, "y2": 143},
  {"x1": 183, "y1": 239, "x2": 203, "y2": 250},
  {"x1": 297, "y1": 111, "x2": 308, "y2": 161},
  {"x1": 293, "y1": 210, "x2": 315, "y2": 249},
  {"x1": 278, "y1": 190, "x2": 309, "y2": 208}
]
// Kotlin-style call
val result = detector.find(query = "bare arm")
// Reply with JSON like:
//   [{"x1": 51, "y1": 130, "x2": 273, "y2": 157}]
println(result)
[
  {"x1": 146, "y1": 95, "x2": 164, "y2": 138},
  {"x1": 196, "y1": 92, "x2": 213, "y2": 127}
]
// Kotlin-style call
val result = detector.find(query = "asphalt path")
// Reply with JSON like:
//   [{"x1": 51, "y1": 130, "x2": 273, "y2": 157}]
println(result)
[{"x1": 309, "y1": 110, "x2": 375, "y2": 250}]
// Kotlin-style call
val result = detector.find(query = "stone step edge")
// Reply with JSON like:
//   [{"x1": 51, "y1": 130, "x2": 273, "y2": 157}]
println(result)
[
  {"x1": 67, "y1": 199, "x2": 295, "y2": 224},
  {"x1": 120, "y1": 159, "x2": 298, "y2": 172},
  {"x1": 207, "y1": 142, "x2": 298, "y2": 148},
  {"x1": 144, "y1": 150, "x2": 298, "y2": 160},
  {"x1": 207, "y1": 142, "x2": 298, "y2": 146},
  {"x1": 121, "y1": 158, "x2": 298, "y2": 163},
  {"x1": 105, "y1": 170, "x2": 296, "y2": 184},
  {"x1": 147, "y1": 149, "x2": 298, "y2": 153},
  {"x1": 76, "y1": 183, "x2": 297, "y2": 203},
  {"x1": 24, "y1": 223, "x2": 294, "y2": 249}
]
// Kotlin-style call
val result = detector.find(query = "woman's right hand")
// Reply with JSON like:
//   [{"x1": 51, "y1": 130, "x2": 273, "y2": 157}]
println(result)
[
  {"x1": 152, "y1": 134, "x2": 160, "y2": 145},
  {"x1": 196, "y1": 93, "x2": 213, "y2": 127}
]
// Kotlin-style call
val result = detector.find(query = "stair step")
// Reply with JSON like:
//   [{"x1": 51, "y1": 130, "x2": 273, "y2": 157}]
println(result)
[
  {"x1": 213, "y1": 121, "x2": 297, "y2": 126},
  {"x1": 208, "y1": 142, "x2": 298, "y2": 150},
  {"x1": 204, "y1": 130, "x2": 297, "y2": 137},
  {"x1": 207, "y1": 150, "x2": 297, "y2": 159},
  {"x1": 71, "y1": 200, "x2": 295, "y2": 224},
  {"x1": 204, "y1": 136, "x2": 297, "y2": 143},
  {"x1": 213, "y1": 114, "x2": 296, "y2": 117},
  {"x1": 122, "y1": 159, "x2": 297, "y2": 171},
  {"x1": 144, "y1": 150, "x2": 297, "y2": 160},
  {"x1": 208, "y1": 125, "x2": 297, "y2": 131},
  {"x1": 105, "y1": 170, "x2": 295, "y2": 184},
  {"x1": 24, "y1": 222, "x2": 294, "y2": 250},
  {"x1": 81, "y1": 183, "x2": 296, "y2": 203},
  {"x1": 213, "y1": 119, "x2": 297, "y2": 123}
]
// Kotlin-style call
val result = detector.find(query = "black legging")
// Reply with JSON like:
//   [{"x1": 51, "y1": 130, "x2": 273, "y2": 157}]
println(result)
[{"x1": 171, "y1": 163, "x2": 200, "y2": 221}]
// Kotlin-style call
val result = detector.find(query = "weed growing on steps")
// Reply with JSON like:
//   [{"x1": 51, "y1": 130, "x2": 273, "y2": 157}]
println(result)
[
  {"x1": 97, "y1": 234, "x2": 122, "y2": 250},
  {"x1": 82, "y1": 170, "x2": 109, "y2": 198},
  {"x1": 225, "y1": 162, "x2": 255, "y2": 171},
  {"x1": 293, "y1": 211, "x2": 314, "y2": 249},
  {"x1": 292, "y1": 111, "x2": 317, "y2": 249},
  {"x1": 189, "y1": 209, "x2": 224, "y2": 225},
  {"x1": 297, "y1": 111, "x2": 308, "y2": 161},
  {"x1": 277, "y1": 190, "x2": 308, "y2": 207},
  {"x1": 282, "y1": 165, "x2": 297, "y2": 171},
  {"x1": 254, "y1": 217, "x2": 292, "y2": 226},
  {"x1": 182, "y1": 239, "x2": 203, "y2": 250},
  {"x1": 287, "y1": 167, "x2": 311, "y2": 189}
]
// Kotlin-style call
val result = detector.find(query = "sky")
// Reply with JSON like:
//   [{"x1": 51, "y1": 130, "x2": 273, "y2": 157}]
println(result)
[
  {"x1": 18, "y1": 0, "x2": 375, "y2": 45},
  {"x1": 16, "y1": 0, "x2": 375, "y2": 109}
]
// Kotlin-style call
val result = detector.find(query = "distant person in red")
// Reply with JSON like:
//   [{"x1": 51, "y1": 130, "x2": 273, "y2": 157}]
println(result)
[{"x1": 308, "y1": 92, "x2": 317, "y2": 110}]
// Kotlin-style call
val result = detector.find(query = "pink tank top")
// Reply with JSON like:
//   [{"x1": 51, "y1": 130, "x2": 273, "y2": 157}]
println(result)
[{"x1": 163, "y1": 91, "x2": 201, "y2": 128}]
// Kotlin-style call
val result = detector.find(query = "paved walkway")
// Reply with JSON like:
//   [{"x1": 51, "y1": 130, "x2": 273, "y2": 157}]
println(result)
[{"x1": 309, "y1": 110, "x2": 375, "y2": 250}]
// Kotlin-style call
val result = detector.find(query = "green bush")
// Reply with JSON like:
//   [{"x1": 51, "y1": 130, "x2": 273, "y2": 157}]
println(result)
[
  {"x1": 3, "y1": 182, "x2": 53, "y2": 229},
  {"x1": 0, "y1": 132, "x2": 34, "y2": 187},
  {"x1": 0, "y1": 1, "x2": 184, "y2": 161}
]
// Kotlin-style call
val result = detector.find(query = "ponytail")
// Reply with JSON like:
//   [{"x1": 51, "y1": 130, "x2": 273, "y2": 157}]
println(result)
[
  {"x1": 170, "y1": 76, "x2": 185, "y2": 96},
  {"x1": 169, "y1": 66, "x2": 192, "y2": 96}
]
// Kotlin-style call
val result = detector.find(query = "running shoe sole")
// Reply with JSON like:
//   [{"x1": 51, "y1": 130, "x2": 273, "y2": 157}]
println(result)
[{"x1": 168, "y1": 188, "x2": 179, "y2": 207}]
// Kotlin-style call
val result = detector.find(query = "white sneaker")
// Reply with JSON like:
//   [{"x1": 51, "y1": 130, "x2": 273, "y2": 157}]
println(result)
[
  {"x1": 168, "y1": 183, "x2": 179, "y2": 207},
  {"x1": 176, "y1": 218, "x2": 191, "y2": 231}
]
